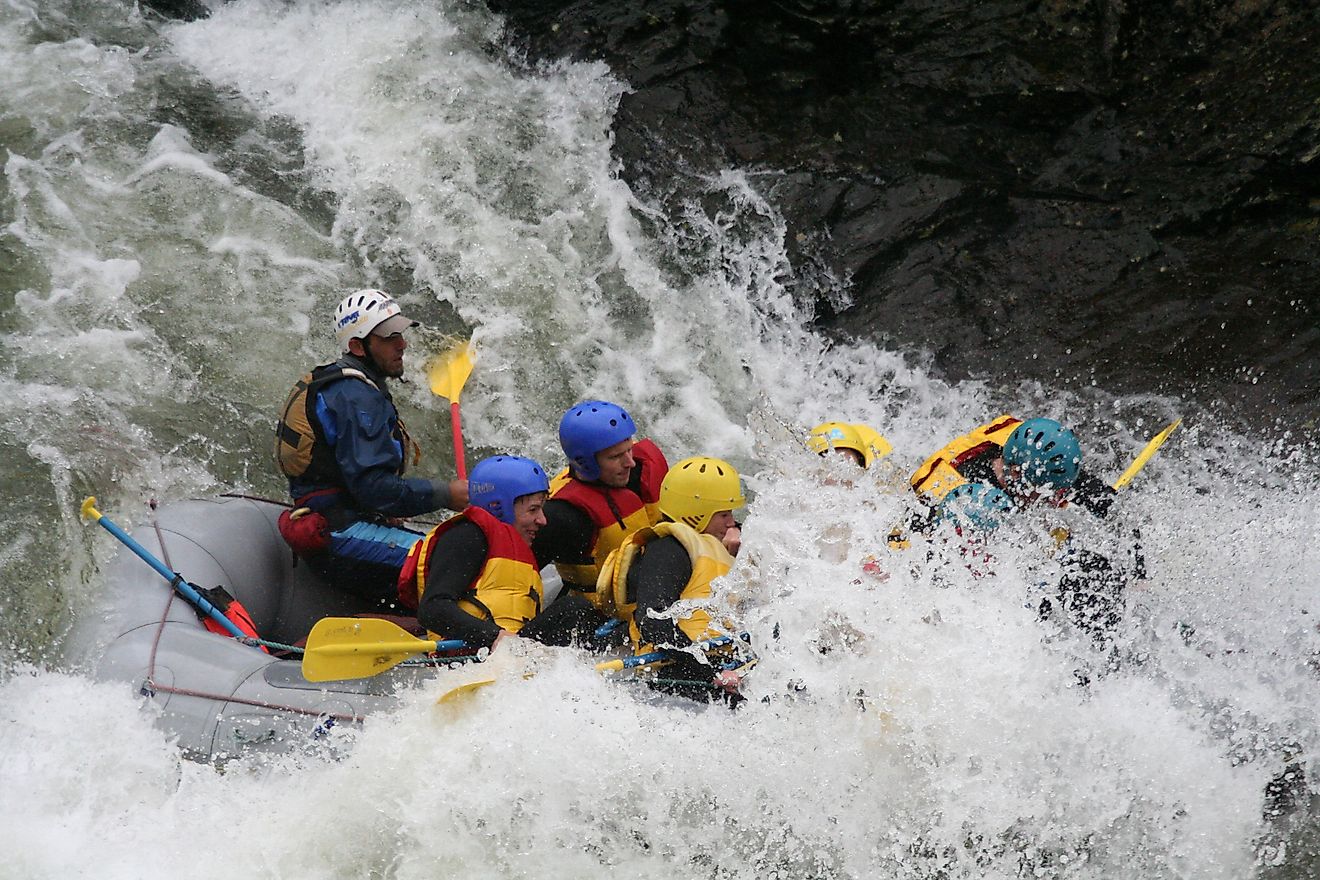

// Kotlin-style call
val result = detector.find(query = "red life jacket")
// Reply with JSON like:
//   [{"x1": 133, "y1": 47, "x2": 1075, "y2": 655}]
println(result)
[
  {"x1": 396, "y1": 507, "x2": 542, "y2": 634},
  {"x1": 547, "y1": 437, "x2": 668, "y2": 592}
]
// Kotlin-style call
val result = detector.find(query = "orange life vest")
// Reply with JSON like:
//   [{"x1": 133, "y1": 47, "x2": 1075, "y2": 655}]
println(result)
[
  {"x1": 910, "y1": 415, "x2": 1022, "y2": 502},
  {"x1": 547, "y1": 438, "x2": 667, "y2": 603},
  {"x1": 396, "y1": 506, "x2": 542, "y2": 634}
]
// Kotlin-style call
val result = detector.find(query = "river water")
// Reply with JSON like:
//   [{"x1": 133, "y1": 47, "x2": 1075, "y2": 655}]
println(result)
[{"x1": 2, "y1": 1, "x2": 1317, "y2": 878}]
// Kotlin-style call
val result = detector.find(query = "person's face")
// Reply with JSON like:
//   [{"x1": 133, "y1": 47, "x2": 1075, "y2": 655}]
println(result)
[
  {"x1": 512, "y1": 492, "x2": 549, "y2": 545},
  {"x1": 594, "y1": 437, "x2": 636, "y2": 487},
  {"x1": 1001, "y1": 463, "x2": 1068, "y2": 507},
  {"x1": 834, "y1": 448, "x2": 865, "y2": 467},
  {"x1": 363, "y1": 330, "x2": 407, "y2": 378},
  {"x1": 703, "y1": 509, "x2": 737, "y2": 541}
]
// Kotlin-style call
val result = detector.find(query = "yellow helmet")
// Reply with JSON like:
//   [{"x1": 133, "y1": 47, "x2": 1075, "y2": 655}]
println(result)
[
  {"x1": 807, "y1": 422, "x2": 892, "y2": 469},
  {"x1": 853, "y1": 424, "x2": 894, "y2": 464},
  {"x1": 659, "y1": 456, "x2": 745, "y2": 533}
]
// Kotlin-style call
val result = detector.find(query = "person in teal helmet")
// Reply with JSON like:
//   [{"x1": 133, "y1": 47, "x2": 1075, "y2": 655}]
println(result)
[
  {"x1": 911, "y1": 416, "x2": 1116, "y2": 516},
  {"x1": 904, "y1": 415, "x2": 1135, "y2": 641},
  {"x1": 928, "y1": 481, "x2": 1018, "y2": 579},
  {"x1": 938, "y1": 481, "x2": 1016, "y2": 532}
]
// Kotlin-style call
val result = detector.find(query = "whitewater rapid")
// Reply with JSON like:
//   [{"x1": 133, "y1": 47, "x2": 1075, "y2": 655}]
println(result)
[{"x1": 2, "y1": 1, "x2": 1317, "y2": 878}]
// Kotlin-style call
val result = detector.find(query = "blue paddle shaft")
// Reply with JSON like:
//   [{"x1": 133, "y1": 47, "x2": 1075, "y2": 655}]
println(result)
[
  {"x1": 93, "y1": 512, "x2": 250, "y2": 642},
  {"x1": 621, "y1": 636, "x2": 737, "y2": 669}
]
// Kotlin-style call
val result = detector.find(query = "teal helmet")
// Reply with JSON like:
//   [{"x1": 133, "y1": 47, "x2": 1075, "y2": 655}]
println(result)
[
  {"x1": 1002, "y1": 418, "x2": 1081, "y2": 489},
  {"x1": 939, "y1": 482, "x2": 1016, "y2": 531},
  {"x1": 468, "y1": 455, "x2": 549, "y2": 524}
]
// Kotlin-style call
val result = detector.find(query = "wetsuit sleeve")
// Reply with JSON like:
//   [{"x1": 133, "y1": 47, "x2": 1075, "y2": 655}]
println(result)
[
  {"x1": 530, "y1": 498, "x2": 596, "y2": 573},
  {"x1": 632, "y1": 536, "x2": 696, "y2": 648},
  {"x1": 316, "y1": 382, "x2": 439, "y2": 518},
  {"x1": 1070, "y1": 470, "x2": 1117, "y2": 518},
  {"x1": 416, "y1": 522, "x2": 503, "y2": 649},
  {"x1": 519, "y1": 591, "x2": 605, "y2": 648}
]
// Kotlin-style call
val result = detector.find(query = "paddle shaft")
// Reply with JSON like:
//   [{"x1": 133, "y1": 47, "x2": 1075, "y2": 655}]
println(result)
[
  {"x1": 83, "y1": 499, "x2": 250, "y2": 642},
  {"x1": 1112, "y1": 418, "x2": 1182, "y2": 491},
  {"x1": 596, "y1": 635, "x2": 737, "y2": 672},
  {"x1": 450, "y1": 400, "x2": 467, "y2": 479},
  {"x1": 310, "y1": 638, "x2": 467, "y2": 657}
]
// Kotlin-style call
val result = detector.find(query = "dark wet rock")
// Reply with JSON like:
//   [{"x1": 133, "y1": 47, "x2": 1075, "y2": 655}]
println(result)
[
  {"x1": 141, "y1": 0, "x2": 210, "y2": 21},
  {"x1": 489, "y1": 0, "x2": 1320, "y2": 431}
]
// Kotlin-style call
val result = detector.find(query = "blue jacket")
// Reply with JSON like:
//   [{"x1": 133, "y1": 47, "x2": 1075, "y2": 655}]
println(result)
[{"x1": 288, "y1": 354, "x2": 439, "y2": 519}]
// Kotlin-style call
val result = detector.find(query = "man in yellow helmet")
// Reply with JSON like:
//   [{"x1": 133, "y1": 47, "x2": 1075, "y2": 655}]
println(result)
[{"x1": 596, "y1": 456, "x2": 752, "y2": 700}]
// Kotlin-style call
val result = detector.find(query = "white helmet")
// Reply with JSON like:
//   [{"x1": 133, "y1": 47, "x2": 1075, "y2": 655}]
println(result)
[{"x1": 332, "y1": 289, "x2": 418, "y2": 352}]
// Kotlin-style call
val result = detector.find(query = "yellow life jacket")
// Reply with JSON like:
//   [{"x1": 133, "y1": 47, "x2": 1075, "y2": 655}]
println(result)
[
  {"x1": 596, "y1": 521, "x2": 733, "y2": 651},
  {"x1": 400, "y1": 506, "x2": 542, "y2": 635},
  {"x1": 910, "y1": 414, "x2": 1022, "y2": 502}
]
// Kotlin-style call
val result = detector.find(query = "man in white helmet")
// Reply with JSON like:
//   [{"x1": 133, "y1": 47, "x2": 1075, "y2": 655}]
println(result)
[{"x1": 275, "y1": 289, "x2": 468, "y2": 609}]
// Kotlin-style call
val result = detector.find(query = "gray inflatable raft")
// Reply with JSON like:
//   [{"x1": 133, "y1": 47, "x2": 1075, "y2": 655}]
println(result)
[{"x1": 76, "y1": 495, "x2": 449, "y2": 762}]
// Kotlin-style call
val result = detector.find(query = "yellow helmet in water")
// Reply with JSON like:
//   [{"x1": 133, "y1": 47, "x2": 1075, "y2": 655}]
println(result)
[
  {"x1": 659, "y1": 456, "x2": 745, "y2": 533},
  {"x1": 853, "y1": 424, "x2": 894, "y2": 463},
  {"x1": 807, "y1": 422, "x2": 893, "y2": 468}
]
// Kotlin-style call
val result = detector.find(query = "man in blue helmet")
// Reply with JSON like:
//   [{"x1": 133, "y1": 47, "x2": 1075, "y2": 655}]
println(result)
[
  {"x1": 275, "y1": 289, "x2": 469, "y2": 609},
  {"x1": 399, "y1": 455, "x2": 602, "y2": 651},
  {"x1": 530, "y1": 401, "x2": 682, "y2": 628}
]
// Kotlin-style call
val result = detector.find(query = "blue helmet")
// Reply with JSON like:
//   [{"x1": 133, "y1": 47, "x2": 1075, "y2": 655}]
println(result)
[
  {"x1": 558, "y1": 400, "x2": 636, "y2": 481},
  {"x1": 1002, "y1": 418, "x2": 1081, "y2": 490},
  {"x1": 939, "y1": 482, "x2": 1016, "y2": 531},
  {"x1": 468, "y1": 455, "x2": 550, "y2": 524}
]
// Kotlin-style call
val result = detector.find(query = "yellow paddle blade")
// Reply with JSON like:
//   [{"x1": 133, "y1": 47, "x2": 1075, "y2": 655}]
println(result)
[
  {"x1": 427, "y1": 339, "x2": 475, "y2": 403},
  {"x1": 433, "y1": 651, "x2": 541, "y2": 704},
  {"x1": 301, "y1": 617, "x2": 435, "y2": 682},
  {"x1": 435, "y1": 678, "x2": 498, "y2": 705},
  {"x1": 1112, "y1": 418, "x2": 1183, "y2": 491}
]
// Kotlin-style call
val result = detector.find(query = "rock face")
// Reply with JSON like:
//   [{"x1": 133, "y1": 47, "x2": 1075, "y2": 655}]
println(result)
[{"x1": 488, "y1": 0, "x2": 1320, "y2": 430}]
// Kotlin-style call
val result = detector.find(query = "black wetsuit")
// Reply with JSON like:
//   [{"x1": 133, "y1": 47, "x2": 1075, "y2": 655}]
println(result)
[
  {"x1": 416, "y1": 521, "x2": 601, "y2": 651},
  {"x1": 530, "y1": 499, "x2": 596, "y2": 585},
  {"x1": 918, "y1": 445, "x2": 1133, "y2": 641},
  {"x1": 622, "y1": 534, "x2": 739, "y2": 700},
  {"x1": 531, "y1": 462, "x2": 655, "y2": 591},
  {"x1": 529, "y1": 467, "x2": 656, "y2": 644}
]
